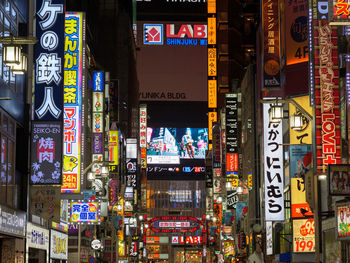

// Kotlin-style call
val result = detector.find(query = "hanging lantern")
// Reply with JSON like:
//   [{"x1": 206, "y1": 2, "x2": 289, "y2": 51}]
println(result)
[
  {"x1": 11, "y1": 53, "x2": 27, "y2": 74},
  {"x1": 290, "y1": 114, "x2": 303, "y2": 130},
  {"x1": 237, "y1": 186, "x2": 244, "y2": 195},
  {"x1": 3, "y1": 44, "x2": 21, "y2": 66},
  {"x1": 269, "y1": 104, "x2": 283, "y2": 123},
  {"x1": 87, "y1": 172, "x2": 96, "y2": 181},
  {"x1": 101, "y1": 165, "x2": 109, "y2": 177}
]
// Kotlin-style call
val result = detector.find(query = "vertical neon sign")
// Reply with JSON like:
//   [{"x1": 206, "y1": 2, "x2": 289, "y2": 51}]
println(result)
[{"x1": 62, "y1": 13, "x2": 84, "y2": 193}]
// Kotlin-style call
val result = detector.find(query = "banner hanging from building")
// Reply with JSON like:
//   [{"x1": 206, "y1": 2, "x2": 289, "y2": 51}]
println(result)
[
  {"x1": 290, "y1": 145, "x2": 312, "y2": 179},
  {"x1": 329, "y1": 164, "x2": 350, "y2": 196},
  {"x1": 337, "y1": 203, "x2": 350, "y2": 239},
  {"x1": 62, "y1": 12, "x2": 85, "y2": 193},
  {"x1": 30, "y1": 122, "x2": 63, "y2": 185},
  {"x1": 262, "y1": 0, "x2": 280, "y2": 89},
  {"x1": 263, "y1": 103, "x2": 284, "y2": 221}
]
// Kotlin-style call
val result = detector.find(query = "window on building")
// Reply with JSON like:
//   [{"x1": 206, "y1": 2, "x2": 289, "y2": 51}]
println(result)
[
  {"x1": 0, "y1": 0, "x2": 22, "y2": 91},
  {"x1": 0, "y1": 110, "x2": 16, "y2": 207}
]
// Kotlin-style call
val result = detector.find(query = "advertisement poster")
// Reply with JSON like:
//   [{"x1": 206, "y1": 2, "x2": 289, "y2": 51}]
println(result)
[
  {"x1": 30, "y1": 186, "x2": 61, "y2": 221},
  {"x1": 235, "y1": 202, "x2": 248, "y2": 222},
  {"x1": 213, "y1": 178, "x2": 222, "y2": 193},
  {"x1": 30, "y1": 122, "x2": 63, "y2": 185},
  {"x1": 337, "y1": 204, "x2": 350, "y2": 239},
  {"x1": 293, "y1": 218, "x2": 315, "y2": 252},
  {"x1": 290, "y1": 145, "x2": 312, "y2": 179},
  {"x1": 329, "y1": 164, "x2": 350, "y2": 195},
  {"x1": 92, "y1": 92, "x2": 104, "y2": 112}
]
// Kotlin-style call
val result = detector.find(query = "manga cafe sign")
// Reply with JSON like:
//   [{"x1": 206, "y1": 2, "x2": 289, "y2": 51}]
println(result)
[{"x1": 62, "y1": 12, "x2": 85, "y2": 193}]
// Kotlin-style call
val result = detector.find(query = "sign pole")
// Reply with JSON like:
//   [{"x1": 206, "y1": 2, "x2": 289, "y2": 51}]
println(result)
[{"x1": 78, "y1": 224, "x2": 81, "y2": 263}]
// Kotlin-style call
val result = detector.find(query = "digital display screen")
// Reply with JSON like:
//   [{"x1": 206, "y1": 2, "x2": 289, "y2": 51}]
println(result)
[{"x1": 147, "y1": 127, "x2": 207, "y2": 180}]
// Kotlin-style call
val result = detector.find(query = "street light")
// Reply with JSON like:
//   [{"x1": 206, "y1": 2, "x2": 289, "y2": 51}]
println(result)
[
  {"x1": 11, "y1": 54, "x2": 27, "y2": 75},
  {"x1": 262, "y1": 97, "x2": 313, "y2": 127}
]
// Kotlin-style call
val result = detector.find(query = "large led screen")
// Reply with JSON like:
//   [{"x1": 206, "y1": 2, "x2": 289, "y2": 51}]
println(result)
[{"x1": 147, "y1": 128, "x2": 207, "y2": 180}]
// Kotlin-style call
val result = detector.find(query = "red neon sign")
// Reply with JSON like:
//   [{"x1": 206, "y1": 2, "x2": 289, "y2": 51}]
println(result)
[
  {"x1": 314, "y1": 21, "x2": 341, "y2": 172},
  {"x1": 166, "y1": 24, "x2": 207, "y2": 38}
]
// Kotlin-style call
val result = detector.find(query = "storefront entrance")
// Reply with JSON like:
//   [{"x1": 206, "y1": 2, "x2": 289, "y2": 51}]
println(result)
[
  {"x1": 28, "y1": 248, "x2": 46, "y2": 263},
  {"x1": 174, "y1": 249, "x2": 202, "y2": 263}
]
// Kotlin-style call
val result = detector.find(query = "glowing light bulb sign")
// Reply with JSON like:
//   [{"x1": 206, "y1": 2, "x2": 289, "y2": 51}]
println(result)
[{"x1": 149, "y1": 216, "x2": 201, "y2": 233}]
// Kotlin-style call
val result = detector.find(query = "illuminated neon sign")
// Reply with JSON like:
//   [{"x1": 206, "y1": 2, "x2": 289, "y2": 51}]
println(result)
[
  {"x1": 171, "y1": 236, "x2": 202, "y2": 244},
  {"x1": 143, "y1": 23, "x2": 207, "y2": 46},
  {"x1": 34, "y1": 0, "x2": 64, "y2": 120},
  {"x1": 62, "y1": 12, "x2": 85, "y2": 193},
  {"x1": 69, "y1": 201, "x2": 100, "y2": 224}
]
